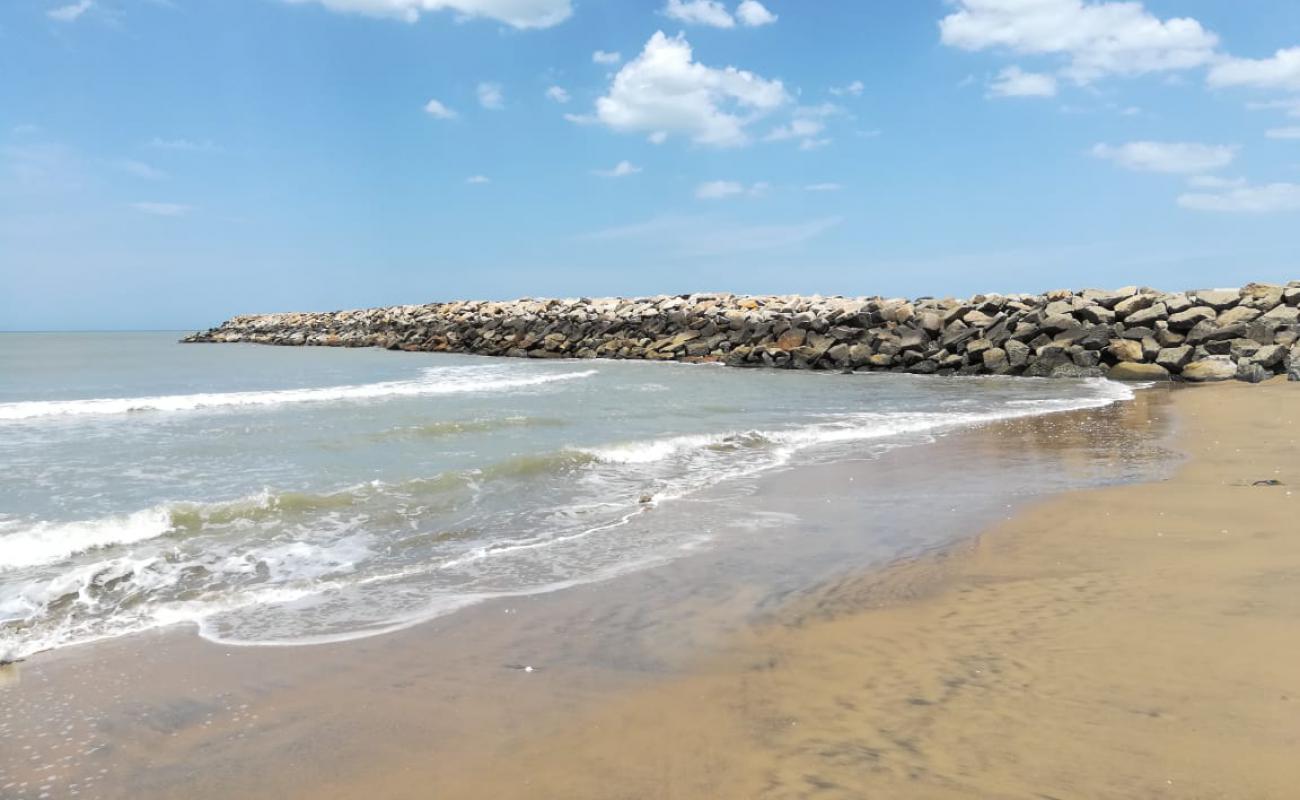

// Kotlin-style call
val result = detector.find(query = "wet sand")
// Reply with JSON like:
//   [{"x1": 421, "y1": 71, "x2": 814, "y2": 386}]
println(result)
[
  {"x1": 4, "y1": 381, "x2": 1296, "y2": 799},
  {"x1": 386, "y1": 379, "x2": 1297, "y2": 800}
]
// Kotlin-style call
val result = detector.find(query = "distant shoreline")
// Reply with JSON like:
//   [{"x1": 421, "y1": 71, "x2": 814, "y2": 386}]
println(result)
[{"x1": 186, "y1": 283, "x2": 1300, "y2": 384}]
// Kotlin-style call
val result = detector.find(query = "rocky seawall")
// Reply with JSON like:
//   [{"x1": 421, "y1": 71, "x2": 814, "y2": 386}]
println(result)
[{"x1": 185, "y1": 283, "x2": 1300, "y2": 383}]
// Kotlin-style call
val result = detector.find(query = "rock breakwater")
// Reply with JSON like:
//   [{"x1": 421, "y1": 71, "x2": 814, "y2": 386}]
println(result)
[{"x1": 186, "y1": 283, "x2": 1300, "y2": 383}]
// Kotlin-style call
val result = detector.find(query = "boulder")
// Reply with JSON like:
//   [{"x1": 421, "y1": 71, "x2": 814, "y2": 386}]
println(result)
[
  {"x1": 1168, "y1": 306, "x2": 1217, "y2": 331},
  {"x1": 1155, "y1": 346, "x2": 1193, "y2": 372},
  {"x1": 1124, "y1": 303, "x2": 1168, "y2": 327},
  {"x1": 1236, "y1": 362, "x2": 1269, "y2": 384},
  {"x1": 1181, "y1": 357, "x2": 1238, "y2": 383},
  {"x1": 1191, "y1": 289, "x2": 1239, "y2": 311},
  {"x1": 1252, "y1": 345, "x2": 1286, "y2": 369},
  {"x1": 1113, "y1": 293, "x2": 1156, "y2": 318},
  {"x1": 982, "y1": 347, "x2": 1009, "y2": 372},
  {"x1": 1106, "y1": 339, "x2": 1145, "y2": 362},
  {"x1": 1108, "y1": 362, "x2": 1171, "y2": 382}
]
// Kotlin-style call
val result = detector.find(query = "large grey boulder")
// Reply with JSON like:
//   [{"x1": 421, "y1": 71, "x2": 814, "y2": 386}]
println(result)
[
  {"x1": 1156, "y1": 346, "x2": 1193, "y2": 372},
  {"x1": 1191, "y1": 289, "x2": 1240, "y2": 311},
  {"x1": 1168, "y1": 306, "x2": 1217, "y2": 331},
  {"x1": 1236, "y1": 362, "x2": 1270, "y2": 384},
  {"x1": 1289, "y1": 345, "x2": 1300, "y2": 382},
  {"x1": 1182, "y1": 357, "x2": 1239, "y2": 382}
]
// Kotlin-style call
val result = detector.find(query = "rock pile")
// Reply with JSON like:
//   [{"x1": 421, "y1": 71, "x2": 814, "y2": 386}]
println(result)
[{"x1": 185, "y1": 282, "x2": 1300, "y2": 383}]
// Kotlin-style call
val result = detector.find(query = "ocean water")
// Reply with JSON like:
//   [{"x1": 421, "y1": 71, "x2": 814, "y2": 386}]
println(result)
[{"x1": 0, "y1": 332, "x2": 1137, "y2": 662}]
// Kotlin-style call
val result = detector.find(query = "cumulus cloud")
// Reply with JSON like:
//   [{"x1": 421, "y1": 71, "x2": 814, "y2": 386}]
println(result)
[
  {"x1": 593, "y1": 160, "x2": 642, "y2": 178},
  {"x1": 424, "y1": 98, "x2": 458, "y2": 119},
  {"x1": 662, "y1": 0, "x2": 776, "y2": 29},
  {"x1": 939, "y1": 0, "x2": 1219, "y2": 83},
  {"x1": 545, "y1": 86, "x2": 571, "y2": 103},
  {"x1": 1178, "y1": 181, "x2": 1300, "y2": 213},
  {"x1": 282, "y1": 0, "x2": 572, "y2": 29},
  {"x1": 1267, "y1": 127, "x2": 1300, "y2": 140},
  {"x1": 988, "y1": 65, "x2": 1058, "y2": 97},
  {"x1": 1091, "y1": 141, "x2": 1236, "y2": 174},
  {"x1": 48, "y1": 0, "x2": 93, "y2": 22},
  {"x1": 735, "y1": 0, "x2": 777, "y2": 27},
  {"x1": 131, "y1": 202, "x2": 190, "y2": 216},
  {"x1": 582, "y1": 31, "x2": 788, "y2": 147},
  {"x1": 477, "y1": 82, "x2": 504, "y2": 110},
  {"x1": 1208, "y1": 47, "x2": 1300, "y2": 92},
  {"x1": 465, "y1": 175, "x2": 491, "y2": 184},
  {"x1": 663, "y1": 0, "x2": 734, "y2": 28},
  {"x1": 593, "y1": 50, "x2": 622, "y2": 65},
  {"x1": 804, "y1": 182, "x2": 842, "y2": 192}
]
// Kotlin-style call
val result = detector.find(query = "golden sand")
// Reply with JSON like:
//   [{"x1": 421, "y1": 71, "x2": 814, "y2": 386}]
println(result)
[{"x1": 356, "y1": 380, "x2": 1300, "y2": 800}]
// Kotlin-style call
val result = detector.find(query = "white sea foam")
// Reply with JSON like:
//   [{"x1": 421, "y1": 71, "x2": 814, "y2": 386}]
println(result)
[
  {"x1": 581, "y1": 379, "x2": 1135, "y2": 465},
  {"x1": 0, "y1": 367, "x2": 598, "y2": 421},
  {"x1": 0, "y1": 508, "x2": 175, "y2": 571}
]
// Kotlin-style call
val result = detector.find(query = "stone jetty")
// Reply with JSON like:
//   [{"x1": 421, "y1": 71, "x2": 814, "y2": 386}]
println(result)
[{"x1": 185, "y1": 282, "x2": 1300, "y2": 383}]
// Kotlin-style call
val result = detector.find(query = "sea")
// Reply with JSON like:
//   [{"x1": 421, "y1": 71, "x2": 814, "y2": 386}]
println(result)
[{"x1": 0, "y1": 332, "x2": 1140, "y2": 662}]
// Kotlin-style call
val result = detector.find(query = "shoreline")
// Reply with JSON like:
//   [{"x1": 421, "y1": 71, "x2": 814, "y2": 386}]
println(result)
[
  {"x1": 0, "y1": 382, "x2": 1177, "y2": 799},
  {"x1": 358, "y1": 379, "x2": 1298, "y2": 799}
]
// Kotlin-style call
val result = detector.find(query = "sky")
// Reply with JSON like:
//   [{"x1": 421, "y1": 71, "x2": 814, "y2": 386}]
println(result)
[{"x1": 2, "y1": 0, "x2": 1300, "y2": 330}]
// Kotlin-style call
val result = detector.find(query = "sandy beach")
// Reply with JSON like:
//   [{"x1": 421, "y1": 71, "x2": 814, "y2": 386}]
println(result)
[
  {"x1": 343, "y1": 379, "x2": 1300, "y2": 799},
  {"x1": 2, "y1": 379, "x2": 1296, "y2": 799}
]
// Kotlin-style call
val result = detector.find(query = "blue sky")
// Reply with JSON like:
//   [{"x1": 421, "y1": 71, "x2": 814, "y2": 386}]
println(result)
[{"x1": 2, "y1": 0, "x2": 1300, "y2": 330}]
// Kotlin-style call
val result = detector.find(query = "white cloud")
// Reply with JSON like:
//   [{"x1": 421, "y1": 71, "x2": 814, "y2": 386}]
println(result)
[
  {"x1": 584, "y1": 31, "x2": 788, "y2": 147},
  {"x1": 663, "y1": 0, "x2": 734, "y2": 28},
  {"x1": 805, "y1": 182, "x2": 842, "y2": 192},
  {"x1": 593, "y1": 160, "x2": 642, "y2": 178},
  {"x1": 545, "y1": 86, "x2": 571, "y2": 104},
  {"x1": 1187, "y1": 175, "x2": 1245, "y2": 189},
  {"x1": 939, "y1": 0, "x2": 1219, "y2": 83},
  {"x1": 131, "y1": 202, "x2": 190, "y2": 217},
  {"x1": 465, "y1": 175, "x2": 491, "y2": 184},
  {"x1": 424, "y1": 98, "x2": 458, "y2": 119},
  {"x1": 1208, "y1": 47, "x2": 1300, "y2": 92},
  {"x1": 593, "y1": 50, "x2": 622, "y2": 65},
  {"x1": 764, "y1": 103, "x2": 839, "y2": 149},
  {"x1": 1178, "y1": 182, "x2": 1300, "y2": 213},
  {"x1": 147, "y1": 137, "x2": 220, "y2": 152},
  {"x1": 696, "y1": 180, "x2": 745, "y2": 199},
  {"x1": 736, "y1": 0, "x2": 776, "y2": 27},
  {"x1": 829, "y1": 80, "x2": 864, "y2": 97},
  {"x1": 1267, "y1": 127, "x2": 1300, "y2": 140},
  {"x1": 477, "y1": 82, "x2": 504, "y2": 110},
  {"x1": 988, "y1": 65, "x2": 1058, "y2": 97},
  {"x1": 1247, "y1": 98, "x2": 1300, "y2": 119},
  {"x1": 1091, "y1": 141, "x2": 1236, "y2": 174},
  {"x1": 765, "y1": 118, "x2": 825, "y2": 142},
  {"x1": 282, "y1": 0, "x2": 572, "y2": 29},
  {"x1": 114, "y1": 159, "x2": 167, "y2": 180},
  {"x1": 48, "y1": 0, "x2": 93, "y2": 22}
]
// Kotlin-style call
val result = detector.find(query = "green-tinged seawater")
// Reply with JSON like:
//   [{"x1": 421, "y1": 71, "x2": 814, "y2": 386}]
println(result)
[{"x1": 0, "y1": 332, "x2": 1138, "y2": 661}]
